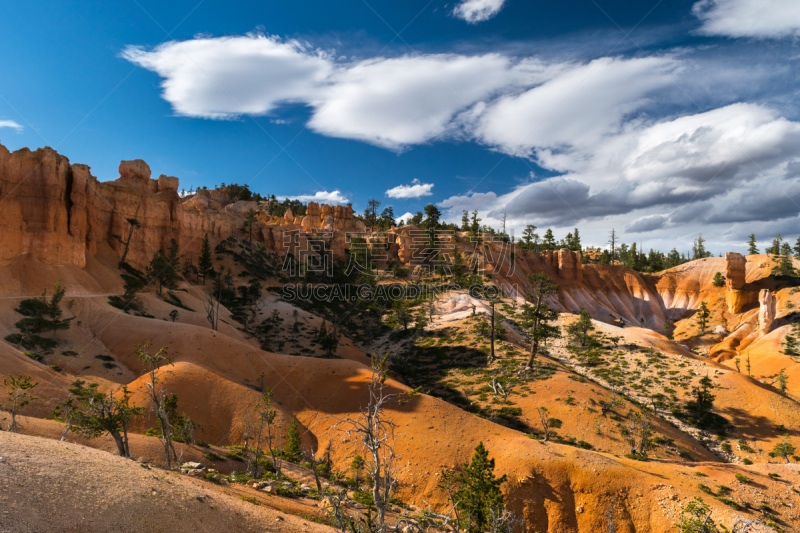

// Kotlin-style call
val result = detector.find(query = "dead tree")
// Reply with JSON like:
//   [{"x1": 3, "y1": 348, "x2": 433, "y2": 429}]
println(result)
[
  {"x1": 333, "y1": 355, "x2": 408, "y2": 532},
  {"x1": 203, "y1": 292, "x2": 220, "y2": 331},
  {"x1": 538, "y1": 407, "x2": 551, "y2": 442},
  {"x1": 253, "y1": 389, "x2": 282, "y2": 479},
  {"x1": 136, "y1": 342, "x2": 175, "y2": 469},
  {"x1": 110, "y1": 217, "x2": 141, "y2": 267}
]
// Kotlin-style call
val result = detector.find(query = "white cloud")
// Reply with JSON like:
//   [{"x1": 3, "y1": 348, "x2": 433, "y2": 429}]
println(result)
[
  {"x1": 693, "y1": 0, "x2": 800, "y2": 39},
  {"x1": 396, "y1": 212, "x2": 415, "y2": 224},
  {"x1": 277, "y1": 190, "x2": 349, "y2": 204},
  {"x1": 0, "y1": 120, "x2": 23, "y2": 132},
  {"x1": 385, "y1": 179, "x2": 434, "y2": 199},
  {"x1": 438, "y1": 103, "x2": 800, "y2": 247},
  {"x1": 122, "y1": 33, "x2": 562, "y2": 149},
  {"x1": 122, "y1": 34, "x2": 332, "y2": 118},
  {"x1": 475, "y1": 56, "x2": 682, "y2": 158},
  {"x1": 308, "y1": 54, "x2": 520, "y2": 149},
  {"x1": 453, "y1": 0, "x2": 507, "y2": 23}
]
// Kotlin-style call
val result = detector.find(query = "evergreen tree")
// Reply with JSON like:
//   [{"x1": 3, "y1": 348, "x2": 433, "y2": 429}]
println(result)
[
  {"x1": 686, "y1": 375, "x2": 716, "y2": 428},
  {"x1": 666, "y1": 248, "x2": 682, "y2": 268},
  {"x1": 145, "y1": 250, "x2": 173, "y2": 296},
  {"x1": 521, "y1": 224, "x2": 538, "y2": 251},
  {"x1": 469, "y1": 210, "x2": 481, "y2": 237},
  {"x1": 284, "y1": 419, "x2": 303, "y2": 462},
  {"x1": 771, "y1": 439, "x2": 796, "y2": 463},
  {"x1": 242, "y1": 208, "x2": 258, "y2": 244},
  {"x1": 423, "y1": 204, "x2": 442, "y2": 229},
  {"x1": 68, "y1": 380, "x2": 142, "y2": 457},
  {"x1": 773, "y1": 253, "x2": 796, "y2": 277},
  {"x1": 461, "y1": 210, "x2": 470, "y2": 231},
  {"x1": 776, "y1": 368, "x2": 789, "y2": 395},
  {"x1": 570, "y1": 228, "x2": 581, "y2": 252},
  {"x1": 521, "y1": 273, "x2": 560, "y2": 370},
  {"x1": 747, "y1": 233, "x2": 759, "y2": 255},
  {"x1": 2, "y1": 375, "x2": 37, "y2": 433},
  {"x1": 676, "y1": 498, "x2": 720, "y2": 533},
  {"x1": 712, "y1": 272, "x2": 725, "y2": 287},
  {"x1": 198, "y1": 233, "x2": 213, "y2": 285},
  {"x1": 794, "y1": 237, "x2": 800, "y2": 256},
  {"x1": 696, "y1": 302, "x2": 710, "y2": 335},
  {"x1": 541, "y1": 229, "x2": 556, "y2": 251},
  {"x1": 692, "y1": 234, "x2": 710, "y2": 260},
  {"x1": 452, "y1": 442, "x2": 507, "y2": 532},
  {"x1": 364, "y1": 199, "x2": 381, "y2": 231},
  {"x1": 566, "y1": 308, "x2": 594, "y2": 346},
  {"x1": 379, "y1": 206, "x2": 395, "y2": 230},
  {"x1": 782, "y1": 326, "x2": 800, "y2": 361}
]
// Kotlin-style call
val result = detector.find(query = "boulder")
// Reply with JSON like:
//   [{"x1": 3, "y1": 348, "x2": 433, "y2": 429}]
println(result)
[
  {"x1": 224, "y1": 200, "x2": 258, "y2": 215},
  {"x1": 118, "y1": 159, "x2": 151, "y2": 185}
]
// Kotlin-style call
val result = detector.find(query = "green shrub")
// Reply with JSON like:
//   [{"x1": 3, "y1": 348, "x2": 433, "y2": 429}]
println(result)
[
  {"x1": 240, "y1": 495, "x2": 260, "y2": 505},
  {"x1": 204, "y1": 451, "x2": 225, "y2": 462},
  {"x1": 716, "y1": 497, "x2": 741, "y2": 510}
]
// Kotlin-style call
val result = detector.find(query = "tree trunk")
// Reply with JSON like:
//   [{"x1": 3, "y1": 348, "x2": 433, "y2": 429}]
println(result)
[{"x1": 110, "y1": 430, "x2": 127, "y2": 457}]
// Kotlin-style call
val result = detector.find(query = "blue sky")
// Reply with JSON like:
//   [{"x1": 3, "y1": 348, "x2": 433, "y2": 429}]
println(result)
[{"x1": 1, "y1": 0, "x2": 799, "y2": 253}]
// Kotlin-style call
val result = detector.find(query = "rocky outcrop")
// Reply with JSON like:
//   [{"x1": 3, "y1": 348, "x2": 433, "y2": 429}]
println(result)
[
  {"x1": 118, "y1": 159, "x2": 151, "y2": 187},
  {"x1": 557, "y1": 249, "x2": 583, "y2": 282},
  {"x1": 724, "y1": 252, "x2": 754, "y2": 313},
  {"x1": 758, "y1": 289, "x2": 777, "y2": 334},
  {"x1": 725, "y1": 252, "x2": 746, "y2": 290},
  {"x1": 0, "y1": 143, "x2": 378, "y2": 271}
]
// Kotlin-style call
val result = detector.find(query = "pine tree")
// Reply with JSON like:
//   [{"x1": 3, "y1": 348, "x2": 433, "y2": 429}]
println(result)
[
  {"x1": 783, "y1": 326, "x2": 800, "y2": 361},
  {"x1": 771, "y1": 439, "x2": 796, "y2": 463},
  {"x1": 776, "y1": 368, "x2": 789, "y2": 395},
  {"x1": 794, "y1": 237, "x2": 800, "y2": 257},
  {"x1": 747, "y1": 233, "x2": 758, "y2": 255},
  {"x1": 284, "y1": 419, "x2": 302, "y2": 462},
  {"x1": 461, "y1": 210, "x2": 470, "y2": 231},
  {"x1": 470, "y1": 210, "x2": 481, "y2": 238},
  {"x1": 2, "y1": 375, "x2": 38, "y2": 432},
  {"x1": 570, "y1": 228, "x2": 581, "y2": 252},
  {"x1": 521, "y1": 273, "x2": 560, "y2": 369},
  {"x1": 198, "y1": 233, "x2": 213, "y2": 285},
  {"x1": 145, "y1": 251, "x2": 172, "y2": 296},
  {"x1": 676, "y1": 498, "x2": 720, "y2": 532},
  {"x1": 686, "y1": 375, "x2": 716, "y2": 428},
  {"x1": 696, "y1": 302, "x2": 710, "y2": 335},
  {"x1": 712, "y1": 272, "x2": 725, "y2": 287},
  {"x1": 542, "y1": 229, "x2": 556, "y2": 251},
  {"x1": 242, "y1": 208, "x2": 258, "y2": 244},
  {"x1": 452, "y1": 442, "x2": 507, "y2": 532},
  {"x1": 566, "y1": 308, "x2": 594, "y2": 346},
  {"x1": 521, "y1": 224, "x2": 537, "y2": 250},
  {"x1": 692, "y1": 234, "x2": 710, "y2": 260}
]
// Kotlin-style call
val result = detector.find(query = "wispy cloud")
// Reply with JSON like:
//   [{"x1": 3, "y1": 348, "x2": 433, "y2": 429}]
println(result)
[
  {"x1": 452, "y1": 0, "x2": 507, "y2": 24},
  {"x1": 0, "y1": 120, "x2": 23, "y2": 132},
  {"x1": 693, "y1": 0, "x2": 800, "y2": 38},
  {"x1": 386, "y1": 179, "x2": 434, "y2": 199}
]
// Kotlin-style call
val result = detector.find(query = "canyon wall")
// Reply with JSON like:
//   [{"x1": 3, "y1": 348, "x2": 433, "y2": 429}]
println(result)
[{"x1": 0, "y1": 144, "x2": 365, "y2": 272}]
